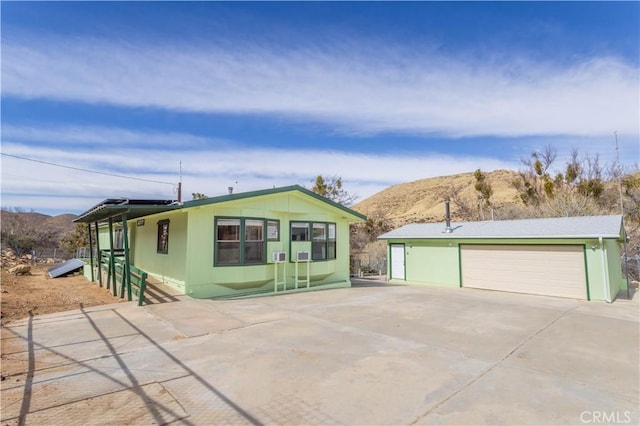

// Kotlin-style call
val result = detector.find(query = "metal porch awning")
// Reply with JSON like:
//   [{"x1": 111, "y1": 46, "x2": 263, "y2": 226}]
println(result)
[
  {"x1": 73, "y1": 198, "x2": 180, "y2": 224},
  {"x1": 74, "y1": 198, "x2": 180, "y2": 298}
]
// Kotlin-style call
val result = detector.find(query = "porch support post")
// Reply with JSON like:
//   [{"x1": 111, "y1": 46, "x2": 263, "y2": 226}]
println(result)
[
  {"x1": 88, "y1": 222, "x2": 95, "y2": 282},
  {"x1": 122, "y1": 213, "x2": 132, "y2": 301},
  {"x1": 108, "y1": 217, "x2": 117, "y2": 296},
  {"x1": 95, "y1": 221, "x2": 102, "y2": 287}
]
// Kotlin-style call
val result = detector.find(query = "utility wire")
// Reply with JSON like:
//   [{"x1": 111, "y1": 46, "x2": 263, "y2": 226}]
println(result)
[{"x1": 1, "y1": 152, "x2": 176, "y2": 186}]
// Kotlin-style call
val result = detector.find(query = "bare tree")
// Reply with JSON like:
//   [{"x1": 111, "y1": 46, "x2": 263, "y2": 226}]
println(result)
[{"x1": 311, "y1": 175, "x2": 358, "y2": 206}]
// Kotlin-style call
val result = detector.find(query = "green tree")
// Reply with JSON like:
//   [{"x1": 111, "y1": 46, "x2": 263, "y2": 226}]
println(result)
[
  {"x1": 311, "y1": 175, "x2": 357, "y2": 206},
  {"x1": 474, "y1": 169, "x2": 493, "y2": 220},
  {"x1": 192, "y1": 192, "x2": 208, "y2": 200},
  {"x1": 60, "y1": 223, "x2": 89, "y2": 258},
  {"x1": 513, "y1": 147, "x2": 605, "y2": 208},
  {"x1": 513, "y1": 146, "x2": 557, "y2": 205}
]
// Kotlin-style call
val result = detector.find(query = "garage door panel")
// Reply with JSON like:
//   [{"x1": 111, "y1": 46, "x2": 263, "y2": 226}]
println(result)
[{"x1": 461, "y1": 245, "x2": 586, "y2": 299}]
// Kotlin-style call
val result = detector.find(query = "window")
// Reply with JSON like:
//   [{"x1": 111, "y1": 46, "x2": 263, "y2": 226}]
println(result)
[
  {"x1": 312, "y1": 223, "x2": 327, "y2": 260},
  {"x1": 291, "y1": 222, "x2": 309, "y2": 241},
  {"x1": 328, "y1": 223, "x2": 336, "y2": 259},
  {"x1": 291, "y1": 222, "x2": 337, "y2": 261},
  {"x1": 267, "y1": 220, "x2": 280, "y2": 241},
  {"x1": 215, "y1": 218, "x2": 267, "y2": 265},
  {"x1": 157, "y1": 220, "x2": 170, "y2": 254},
  {"x1": 244, "y1": 219, "x2": 264, "y2": 264},
  {"x1": 114, "y1": 227, "x2": 124, "y2": 250},
  {"x1": 216, "y1": 219, "x2": 241, "y2": 265}
]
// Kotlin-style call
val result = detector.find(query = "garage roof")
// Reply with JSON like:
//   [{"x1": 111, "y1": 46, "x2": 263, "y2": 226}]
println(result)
[{"x1": 379, "y1": 215, "x2": 624, "y2": 240}]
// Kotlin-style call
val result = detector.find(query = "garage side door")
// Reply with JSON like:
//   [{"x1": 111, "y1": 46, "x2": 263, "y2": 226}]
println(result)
[
  {"x1": 390, "y1": 244, "x2": 405, "y2": 280},
  {"x1": 460, "y1": 245, "x2": 587, "y2": 299}
]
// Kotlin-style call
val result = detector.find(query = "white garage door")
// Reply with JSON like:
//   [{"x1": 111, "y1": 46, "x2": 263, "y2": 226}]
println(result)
[{"x1": 460, "y1": 245, "x2": 587, "y2": 299}]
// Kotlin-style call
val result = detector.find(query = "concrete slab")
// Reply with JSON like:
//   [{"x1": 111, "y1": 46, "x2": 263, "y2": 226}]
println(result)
[
  {"x1": 2, "y1": 283, "x2": 638, "y2": 425},
  {"x1": 420, "y1": 364, "x2": 639, "y2": 425}
]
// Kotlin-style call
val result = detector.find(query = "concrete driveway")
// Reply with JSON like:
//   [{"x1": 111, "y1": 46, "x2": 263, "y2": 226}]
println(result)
[{"x1": 2, "y1": 279, "x2": 638, "y2": 425}]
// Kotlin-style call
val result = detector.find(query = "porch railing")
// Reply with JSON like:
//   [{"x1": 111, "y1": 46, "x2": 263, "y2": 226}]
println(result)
[{"x1": 98, "y1": 249, "x2": 148, "y2": 306}]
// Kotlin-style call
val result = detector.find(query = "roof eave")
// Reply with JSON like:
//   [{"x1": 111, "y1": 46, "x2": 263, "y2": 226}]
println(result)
[
  {"x1": 74, "y1": 204, "x2": 181, "y2": 223},
  {"x1": 379, "y1": 234, "x2": 623, "y2": 240}
]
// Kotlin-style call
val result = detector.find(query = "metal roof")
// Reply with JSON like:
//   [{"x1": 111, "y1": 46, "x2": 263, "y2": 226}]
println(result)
[
  {"x1": 74, "y1": 198, "x2": 180, "y2": 223},
  {"x1": 378, "y1": 215, "x2": 624, "y2": 240},
  {"x1": 74, "y1": 186, "x2": 367, "y2": 224}
]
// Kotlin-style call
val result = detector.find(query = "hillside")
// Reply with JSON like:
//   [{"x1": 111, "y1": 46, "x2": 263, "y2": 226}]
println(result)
[
  {"x1": 43, "y1": 214, "x2": 78, "y2": 235},
  {"x1": 0, "y1": 210, "x2": 78, "y2": 256},
  {"x1": 0, "y1": 211, "x2": 77, "y2": 236},
  {"x1": 353, "y1": 169, "x2": 522, "y2": 226}
]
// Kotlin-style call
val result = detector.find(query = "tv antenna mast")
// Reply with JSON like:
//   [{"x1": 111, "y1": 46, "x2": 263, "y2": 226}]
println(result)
[{"x1": 615, "y1": 131, "x2": 630, "y2": 298}]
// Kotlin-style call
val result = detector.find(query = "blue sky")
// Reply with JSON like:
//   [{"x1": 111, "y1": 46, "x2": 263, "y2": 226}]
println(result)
[{"x1": 2, "y1": 1, "x2": 639, "y2": 216}]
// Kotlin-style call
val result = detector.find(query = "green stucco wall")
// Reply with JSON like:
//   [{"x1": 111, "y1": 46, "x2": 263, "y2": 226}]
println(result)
[
  {"x1": 386, "y1": 238, "x2": 624, "y2": 302},
  {"x1": 402, "y1": 241, "x2": 460, "y2": 287},
  {"x1": 133, "y1": 211, "x2": 189, "y2": 291},
  {"x1": 90, "y1": 191, "x2": 359, "y2": 298},
  {"x1": 605, "y1": 239, "x2": 625, "y2": 296},
  {"x1": 184, "y1": 192, "x2": 353, "y2": 298}
]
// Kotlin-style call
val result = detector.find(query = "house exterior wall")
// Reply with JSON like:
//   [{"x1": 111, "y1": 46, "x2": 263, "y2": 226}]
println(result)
[
  {"x1": 183, "y1": 192, "x2": 353, "y2": 298},
  {"x1": 605, "y1": 239, "x2": 625, "y2": 296},
  {"x1": 402, "y1": 241, "x2": 460, "y2": 287},
  {"x1": 83, "y1": 187, "x2": 363, "y2": 299},
  {"x1": 385, "y1": 238, "x2": 624, "y2": 302},
  {"x1": 133, "y1": 211, "x2": 189, "y2": 291}
]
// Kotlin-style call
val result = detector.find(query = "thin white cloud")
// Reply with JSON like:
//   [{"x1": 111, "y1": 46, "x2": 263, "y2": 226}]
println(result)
[
  {"x1": 1, "y1": 128, "x2": 520, "y2": 213},
  {"x1": 1, "y1": 125, "x2": 226, "y2": 150},
  {"x1": 3, "y1": 37, "x2": 638, "y2": 138}
]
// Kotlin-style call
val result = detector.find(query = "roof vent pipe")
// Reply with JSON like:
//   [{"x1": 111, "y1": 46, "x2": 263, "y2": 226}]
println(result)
[
  {"x1": 445, "y1": 198, "x2": 452, "y2": 233},
  {"x1": 228, "y1": 187, "x2": 234, "y2": 195}
]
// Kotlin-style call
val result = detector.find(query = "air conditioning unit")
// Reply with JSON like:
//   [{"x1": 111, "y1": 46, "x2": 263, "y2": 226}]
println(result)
[
  {"x1": 296, "y1": 251, "x2": 310, "y2": 262},
  {"x1": 272, "y1": 252, "x2": 287, "y2": 263}
]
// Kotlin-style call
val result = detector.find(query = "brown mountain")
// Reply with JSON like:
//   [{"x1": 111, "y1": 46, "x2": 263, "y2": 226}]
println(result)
[
  {"x1": 0, "y1": 210, "x2": 78, "y2": 254},
  {"x1": 352, "y1": 169, "x2": 522, "y2": 226},
  {"x1": 43, "y1": 214, "x2": 79, "y2": 235}
]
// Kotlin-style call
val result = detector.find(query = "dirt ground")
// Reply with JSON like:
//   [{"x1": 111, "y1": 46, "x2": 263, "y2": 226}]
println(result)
[
  {"x1": 1, "y1": 265, "x2": 122, "y2": 325},
  {"x1": 1, "y1": 265, "x2": 123, "y2": 382}
]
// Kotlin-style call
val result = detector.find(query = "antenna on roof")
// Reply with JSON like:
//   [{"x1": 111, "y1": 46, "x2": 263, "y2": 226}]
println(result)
[
  {"x1": 614, "y1": 132, "x2": 631, "y2": 298},
  {"x1": 614, "y1": 132, "x2": 625, "y2": 217}
]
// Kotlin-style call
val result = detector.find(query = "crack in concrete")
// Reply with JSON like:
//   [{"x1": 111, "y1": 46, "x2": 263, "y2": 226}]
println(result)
[{"x1": 409, "y1": 305, "x2": 579, "y2": 425}]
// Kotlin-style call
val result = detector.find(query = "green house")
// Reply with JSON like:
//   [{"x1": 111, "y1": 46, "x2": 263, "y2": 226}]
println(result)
[
  {"x1": 74, "y1": 185, "x2": 366, "y2": 298},
  {"x1": 379, "y1": 215, "x2": 627, "y2": 302}
]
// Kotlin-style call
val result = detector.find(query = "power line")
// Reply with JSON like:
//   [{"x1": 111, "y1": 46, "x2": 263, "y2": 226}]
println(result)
[{"x1": 1, "y1": 152, "x2": 176, "y2": 186}]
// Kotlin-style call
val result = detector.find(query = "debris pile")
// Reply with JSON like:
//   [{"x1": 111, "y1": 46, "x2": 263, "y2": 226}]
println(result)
[{"x1": 1, "y1": 250, "x2": 61, "y2": 272}]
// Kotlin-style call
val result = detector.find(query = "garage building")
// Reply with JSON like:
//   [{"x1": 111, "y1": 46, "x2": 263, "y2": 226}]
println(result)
[{"x1": 378, "y1": 215, "x2": 626, "y2": 302}]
